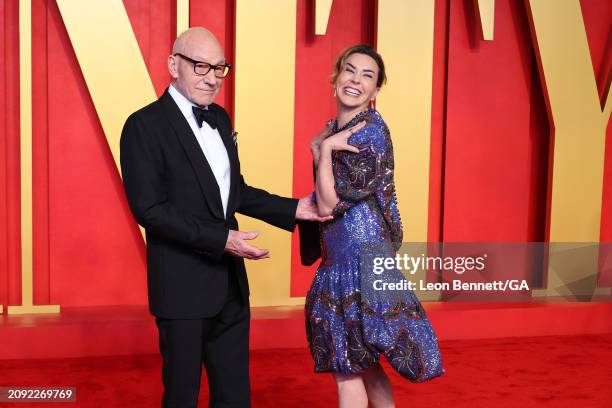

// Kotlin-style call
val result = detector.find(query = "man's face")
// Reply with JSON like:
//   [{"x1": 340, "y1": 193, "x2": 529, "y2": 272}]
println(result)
[{"x1": 169, "y1": 39, "x2": 226, "y2": 106}]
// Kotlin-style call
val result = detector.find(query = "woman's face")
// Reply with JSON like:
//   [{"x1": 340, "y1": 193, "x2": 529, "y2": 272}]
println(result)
[{"x1": 334, "y1": 53, "x2": 380, "y2": 111}]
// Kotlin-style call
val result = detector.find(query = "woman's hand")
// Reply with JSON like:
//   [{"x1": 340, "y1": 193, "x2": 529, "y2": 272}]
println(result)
[
  {"x1": 310, "y1": 121, "x2": 334, "y2": 166},
  {"x1": 320, "y1": 121, "x2": 365, "y2": 156},
  {"x1": 314, "y1": 121, "x2": 365, "y2": 217}
]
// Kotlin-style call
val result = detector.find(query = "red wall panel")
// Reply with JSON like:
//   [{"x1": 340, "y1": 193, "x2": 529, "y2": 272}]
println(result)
[
  {"x1": 428, "y1": 0, "x2": 451, "y2": 245},
  {"x1": 3, "y1": 0, "x2": 21, "y2": 306},
  {"x1": 0, "y1": 0, "x2": 8, "y2": 307},
  {"x1": 32, "y1": 0, "x2": 50, "y2": 304},
  {"x1": 443, "y1": 0, "x2": 549, "y2": 242}
]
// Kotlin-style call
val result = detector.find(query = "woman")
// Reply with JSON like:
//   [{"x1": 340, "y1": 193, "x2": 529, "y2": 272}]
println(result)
[{"x1": 305, "y1": 45, "x2": 444, "y2": 408}]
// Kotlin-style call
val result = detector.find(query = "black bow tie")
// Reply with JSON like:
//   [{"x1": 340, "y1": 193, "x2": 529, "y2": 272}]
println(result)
[{"x1": 192, "y1": 106, "x2": 218, "y2": 129}]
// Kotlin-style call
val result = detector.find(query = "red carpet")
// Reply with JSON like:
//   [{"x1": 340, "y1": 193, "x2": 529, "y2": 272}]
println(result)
[{"x1": 0, "y1": 334, "x2": 610, "y2": 407}]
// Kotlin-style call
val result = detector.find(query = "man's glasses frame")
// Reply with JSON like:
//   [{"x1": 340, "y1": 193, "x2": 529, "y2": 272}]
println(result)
[{"x1": 173, "y1": 53, "x2": 232, "y2": 78}]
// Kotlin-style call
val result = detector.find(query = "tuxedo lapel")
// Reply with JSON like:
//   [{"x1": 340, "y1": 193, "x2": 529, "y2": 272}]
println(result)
[{"x1": 160, "y1": 90, "x2": 225, "y2": 220}]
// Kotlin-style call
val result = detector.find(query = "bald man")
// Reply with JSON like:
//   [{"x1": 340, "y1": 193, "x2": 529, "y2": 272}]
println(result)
[{"x1": 120, "y1": 28, "x2": 326, "y2": 407}]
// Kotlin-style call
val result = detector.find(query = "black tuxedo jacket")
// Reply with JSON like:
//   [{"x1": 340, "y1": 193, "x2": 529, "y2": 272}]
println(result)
[{"x1": 120, "y1": 88, "x2": 298, "y2": 319}]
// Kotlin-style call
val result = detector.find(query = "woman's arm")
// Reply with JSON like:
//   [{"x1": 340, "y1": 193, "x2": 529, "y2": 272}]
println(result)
[
  {"x1": 314, "y1": 143, "x2": 339, "y2": 216},
  {"x1": 314, "y1": 122, "x2": 365, "y2": 216},
  {"x1": 310, "y1": 121, "x2": 334, "y2": 169}
]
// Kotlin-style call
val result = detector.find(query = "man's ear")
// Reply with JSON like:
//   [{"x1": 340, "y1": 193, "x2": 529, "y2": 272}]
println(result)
[{"x1": 168, "y1": 55, "x2": 178, "y2": 79}]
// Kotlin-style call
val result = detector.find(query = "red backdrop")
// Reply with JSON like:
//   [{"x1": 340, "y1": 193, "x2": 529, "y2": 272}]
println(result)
[{"x1": 0, "y1": 0, "x2": 610, "y2": 307}]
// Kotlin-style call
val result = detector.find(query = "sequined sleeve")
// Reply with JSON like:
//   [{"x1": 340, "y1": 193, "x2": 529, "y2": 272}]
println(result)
[{"x1": 332, "y1": 124, "x2": 387, "y2": 217}]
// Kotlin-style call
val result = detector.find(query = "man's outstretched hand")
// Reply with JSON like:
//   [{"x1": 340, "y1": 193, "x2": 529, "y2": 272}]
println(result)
[
  {"x1": 296, "y1": 195, "x2": 334, "y2": 222},
  {"x1": 225, "y1": 196, "x2": 330, "y2": 260},
  {"x1": 225, "y1": 230, "x2": 270, "y2": 260}
]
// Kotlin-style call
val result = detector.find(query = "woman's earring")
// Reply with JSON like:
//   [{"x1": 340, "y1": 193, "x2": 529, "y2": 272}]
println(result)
[
  {"x1": 369, "y1": 99, "x2": 375, "y2": 109},
  {"x1": 333, "y1": 88, "x2": 337, "y2": 97}
]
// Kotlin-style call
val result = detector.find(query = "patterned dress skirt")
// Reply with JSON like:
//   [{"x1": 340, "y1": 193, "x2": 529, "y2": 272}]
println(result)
[{"x1": 305, "y1": 253, "x2": 445, "y2": 382}]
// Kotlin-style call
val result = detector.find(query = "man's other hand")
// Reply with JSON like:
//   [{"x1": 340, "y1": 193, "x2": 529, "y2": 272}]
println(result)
[{"x1": 225, "y1": 230, "x2": 270, "y2": 260}]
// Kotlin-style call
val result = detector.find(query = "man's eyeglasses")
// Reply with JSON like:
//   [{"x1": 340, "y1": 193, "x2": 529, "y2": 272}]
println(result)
[{"x1": 173, "y1": 53, "x2": 232, "y2": 78}]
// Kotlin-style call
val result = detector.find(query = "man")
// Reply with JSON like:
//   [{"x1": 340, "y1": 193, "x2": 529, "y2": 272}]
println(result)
[{"x1": 120, "y1": 28, "x2": 326, "y2": 407}]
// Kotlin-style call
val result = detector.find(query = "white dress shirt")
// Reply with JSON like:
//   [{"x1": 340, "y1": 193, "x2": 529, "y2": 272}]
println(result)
[{"x1": 168, "y1": 84, "x2": 231, "y2": 218}]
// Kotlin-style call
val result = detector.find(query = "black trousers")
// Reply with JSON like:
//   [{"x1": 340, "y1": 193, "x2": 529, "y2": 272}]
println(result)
[{"x1": 155, "y1": 270, "x2": 250, "y2": 408}]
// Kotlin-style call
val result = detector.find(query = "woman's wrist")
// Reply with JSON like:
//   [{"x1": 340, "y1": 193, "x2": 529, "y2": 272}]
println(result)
[
  {"x1": 320, "y1": 141, "x2": 332, "y2": 157},
  {"x1": 319, "y1": 147, "x2": 332, "y2": 164}
]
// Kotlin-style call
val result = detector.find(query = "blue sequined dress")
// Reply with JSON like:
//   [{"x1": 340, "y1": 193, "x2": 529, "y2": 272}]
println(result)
[{"x1": 305, "y1": 109, "x2": 444, "y2": 382}]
